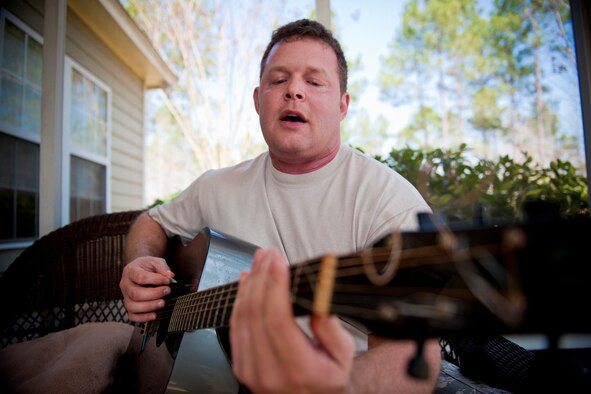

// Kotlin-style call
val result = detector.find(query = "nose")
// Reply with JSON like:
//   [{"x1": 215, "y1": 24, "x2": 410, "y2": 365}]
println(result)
[{"x1": 284, "y1": 81, "x2": 305, "y2": 101}]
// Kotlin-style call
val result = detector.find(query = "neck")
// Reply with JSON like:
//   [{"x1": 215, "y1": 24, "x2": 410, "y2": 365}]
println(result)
[{"x1": 270, "y1": 144, "x2": 340, "y2": 174}]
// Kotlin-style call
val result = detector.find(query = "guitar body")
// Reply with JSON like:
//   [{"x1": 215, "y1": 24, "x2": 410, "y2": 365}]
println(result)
[
  {"x1": 140, "y1": 228, "x2": 258, "y2": 393},
  {"x1": 164, "y1": 328, "x2": 237, "y2": 393}
]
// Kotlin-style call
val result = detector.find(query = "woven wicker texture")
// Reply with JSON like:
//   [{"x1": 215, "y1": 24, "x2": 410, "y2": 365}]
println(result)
[{"x1": 0, "y1": 210, "x2": 143, "y2": 348}]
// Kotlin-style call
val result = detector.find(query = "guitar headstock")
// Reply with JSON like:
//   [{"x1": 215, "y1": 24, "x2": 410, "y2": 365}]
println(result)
[{"x1": 290, "y1": 214, "x2": 591, "y2": 340}]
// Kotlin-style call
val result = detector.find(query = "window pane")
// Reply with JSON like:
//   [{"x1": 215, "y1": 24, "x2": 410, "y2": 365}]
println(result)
[
  {"x1": 70, "y1": 155, "x2": 106, "y2": 221},
  {"x1": 72, "y1": 68, "x2": 85, "y2": 100},
  {"x1": 68, "y1": 67, "x2": 109, "y2": 158},
  {"x1": 26, "y1": 38, "x2": 43, "y2": 86},
  {"x1": 0, "y1": 135, "x2": 14, "y2": 187},
  {"x1": 15, "y1": 138, "x2": 39, "y2": 190},
  {"x1": 1, "y1": 17, "x2": 42, "y2": 137},
  {"x1": 70, "y1": 106, "x2": 86, "y2": 149},
  {"x1": 97, "y1": 89, "x2": 108, "y2": 121},
  {"x1": 93, "y1": 119, "x2": 107, "y2": 156},
  {"x1": 0, "y1": 188, "x2": 15, "y2": 240},
  {"x1": 23, "y1": 85, "x2": 41, "y2": 136},
  {"x1": 0, "y1": 133, "x2": 39, "y2": 242},
  {"x1": 0, "y1": 72, "x2": 23, "y2": 127},
  {"x1": 2, "y1": 20, "x2": 25, "y2": 77},
  {"x1": 16, "y1": 190, "x2": 37, "y2": 238}
]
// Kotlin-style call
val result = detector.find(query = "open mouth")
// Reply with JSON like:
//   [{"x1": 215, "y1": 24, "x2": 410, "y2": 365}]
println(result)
[
  {"x1": 280, "y1": 111, "x2": 307, "y2": 124},
  {"x1": 282, "y1": 114, "x2": 306, "y2": 123}
]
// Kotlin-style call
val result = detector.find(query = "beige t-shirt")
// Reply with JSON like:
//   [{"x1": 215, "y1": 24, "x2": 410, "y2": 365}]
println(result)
[
  {"x1": 151, "y1": 144, "x2": 429, "y2": 262},
  {"x1": 150, "y1": 144, "x2": 431, "y2": 352}
]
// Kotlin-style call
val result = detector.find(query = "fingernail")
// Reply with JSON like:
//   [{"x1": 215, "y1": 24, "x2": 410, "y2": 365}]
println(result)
[
  {"x1": 169, "y1": 277, "x2": 177, "y2": 284},
  {"x1": 163, "y1": 287, "x2": 171, "y2": 295}
]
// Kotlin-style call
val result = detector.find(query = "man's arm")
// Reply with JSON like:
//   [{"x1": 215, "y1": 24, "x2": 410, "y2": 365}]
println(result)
[
  {"x1": 348, "y1": 336, "x2": 441, "y2": 394},
  {"x1": 119, "y1": 211, "x2": 176, "y2": 323}
]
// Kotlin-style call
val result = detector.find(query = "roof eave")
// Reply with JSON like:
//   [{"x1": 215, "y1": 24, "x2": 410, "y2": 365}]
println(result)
[{"x1": 69, "y1": 0, "x2": 176, "y2": 89}]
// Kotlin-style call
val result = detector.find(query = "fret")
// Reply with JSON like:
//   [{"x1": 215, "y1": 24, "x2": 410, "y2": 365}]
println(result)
[
  {"x1": 181, "y1": 294, "x2": 190, "y2": 331},
  {"x1": 172, "y1": 296, "x2": 183, "y2": 332},
  {"x1": 199, "y1": 291, "x2": 208, "y2": 329},
  {"x1": 204, "y1": 289, "x2": 215, "y2": 328},
  {"x1": 220, "y1": 284, "x2": 233, "y2": 327},
  {"x1": 169, "y1": 301, "x2": 176, "y2": 332},
  {"x1": 180, "y1": 295, "x2": 189, "y2": 332},
  {"x1": 219, "y1": 285, "x2": 232, "y2": 326},
  {"x1": 196, "y1": 292, "x2": 206, "y2": 330},
  {"x1": 185, "y1": 295, "x2": 194, "y2": 331},
  {"x1": 188, "y1": 293, "x2": 199, "y2": 331},
  {"x1": 175, "y1": 297, "x2": 184, "y2": 332},
  {"x1": 205, "y1": 288, "x2": 214, "y2": 328},
  {"x1": 212, "y1": 287, "x2": 222, "y2": 327},
  {"x1": 202, "y1": 291, "x2": 211, "y2": 329}
]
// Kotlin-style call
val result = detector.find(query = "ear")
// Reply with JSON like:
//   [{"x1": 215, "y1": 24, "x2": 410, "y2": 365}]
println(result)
[
  {"x1": 339, "y1": 92, "x2": 350, "y2": 120},
  {"x1": 253, "y1": 87, "x2": 261, "y2": 115}
]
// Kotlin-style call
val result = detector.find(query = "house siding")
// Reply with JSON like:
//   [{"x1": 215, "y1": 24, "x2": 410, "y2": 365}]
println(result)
[
  {"x1": 2, "y1": 0, "x2": 44, "y2": 36},
  {"x1": 66, "y1": 10, "x2": 145, "y2": 212},
  {"x1": 1, "y1": 0, "x2": 153, "y2": 272},
  {"x1": 2, "y1": 0, "x2": 147, "y2": 213}
]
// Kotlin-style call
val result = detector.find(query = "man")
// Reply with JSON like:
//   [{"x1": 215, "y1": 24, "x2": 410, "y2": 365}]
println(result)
[{"x1": 120, "y1": 19, "x2": 441, "y2": 393}]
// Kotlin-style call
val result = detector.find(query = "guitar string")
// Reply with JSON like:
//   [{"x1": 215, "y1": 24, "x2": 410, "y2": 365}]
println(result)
[
  {"x1": 149, "y1": 242, "x2": 450, "y2": 320},
  {"x1": 151, "y1": 243, "x2": 495, "y2": 326},
  {"x1": 147, "y1": 241, "x2": 506, "y2": 331}
]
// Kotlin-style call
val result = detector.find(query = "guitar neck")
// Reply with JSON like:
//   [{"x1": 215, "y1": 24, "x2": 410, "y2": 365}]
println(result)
[
  {"x1": 165, "y1": 259, "x2": 325, "y2": 334},
  {"x1": 152, "y1": 215, "x2": 591, "y2": 342}
]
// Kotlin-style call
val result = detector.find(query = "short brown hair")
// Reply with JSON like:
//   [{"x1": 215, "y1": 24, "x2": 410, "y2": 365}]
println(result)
[{"x1": 259, "y1": 19, "x2": 348, "y2": 94}]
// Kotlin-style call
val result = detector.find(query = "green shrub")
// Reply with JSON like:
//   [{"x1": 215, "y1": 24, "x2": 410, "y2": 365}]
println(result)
[{"x1": 376, "y1": 144, "x2": 589, "y2": 222}]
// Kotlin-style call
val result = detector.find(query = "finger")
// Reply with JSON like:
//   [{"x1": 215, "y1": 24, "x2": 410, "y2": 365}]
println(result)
[
  {"x1": 310, "y1": 315, "x2": 355, "y2": 367},
  {"x1": 247, "y1": 250, "x2": 284, "y2": 384},
  {"x1": 230, "y1": 271, "x2": 252, "y2": 381},
  {"x1": 125, "y1": 284, "x2": 171, "y2": 303},
  {"x1": 263, "y1": 252, "x2": 312, "y2": 363},
  {"x1": 127, "y1": 311, "x2": 157, "y2": 323},
  {"x1": 125, "y1": 259, "x2": 174, "y2": 287},
  {"x1": 124, "y1": 296, "x2": 166, "y2": 323},
  {"x1": 239, "y1": 250, "x2": 277, "y2": 383}
]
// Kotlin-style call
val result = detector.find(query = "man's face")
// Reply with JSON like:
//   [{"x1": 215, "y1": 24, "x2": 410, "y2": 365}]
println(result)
[{"x1": 254, "y1": 38, "x2": 350, "y2": 166}]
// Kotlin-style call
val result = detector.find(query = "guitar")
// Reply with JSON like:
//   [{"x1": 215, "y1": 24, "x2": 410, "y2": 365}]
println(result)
[{"x1": 137, "y1": 216, "x2": 591, "y2": 393}]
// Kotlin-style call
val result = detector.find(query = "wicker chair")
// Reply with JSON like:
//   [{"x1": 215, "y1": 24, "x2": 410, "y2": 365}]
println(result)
[{"x1": 0, "y1": 210, "x2": 143, "y2": 348}]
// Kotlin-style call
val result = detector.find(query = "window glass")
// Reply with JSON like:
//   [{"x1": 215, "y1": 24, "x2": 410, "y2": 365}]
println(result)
[
  {"x1": 0, "y1": 133, "x2": 39, "y2": 241},
  {"x1": 26, "y1": 38, "x2": 42, "y2": 85},
  {"x1": 69, "y1": 68, "x2": 108, "y2": 157},
  {"x1": 2, "y1": 19, "x2": 24, "y2": 77},
  {"x1": 70, "y1": 155, "x2": 106, "y2": 221},
  {"x1": 0, "y1": 13, "x2": 41, "y2": 243},
  {"x1": 0, "y1": 18, "x2": 42, "y2": 138},
  {"x1": 0, "y1": 72, "x2": 23, "y2": 128},
  {"x1": 66, "y1": 61, "x2": 110, "y2": 222}
]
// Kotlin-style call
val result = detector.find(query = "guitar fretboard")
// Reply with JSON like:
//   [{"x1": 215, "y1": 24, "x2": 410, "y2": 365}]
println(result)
[{"x1": 168, "y1": 282, "x2": 239, "y2": 332}]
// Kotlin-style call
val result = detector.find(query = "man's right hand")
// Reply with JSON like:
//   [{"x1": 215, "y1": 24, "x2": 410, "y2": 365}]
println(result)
[{"x1": 119, "y1": 256, "x2": 176, "y2": 323}]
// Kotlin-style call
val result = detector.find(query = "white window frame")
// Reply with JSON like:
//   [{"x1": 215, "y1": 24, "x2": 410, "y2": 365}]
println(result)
[
  {"x1": 0, "y1": 9, "x2": 43, "y2": 250},
  {"x1": 62, "y1": 57, "x2": 111, "y2": 224}
]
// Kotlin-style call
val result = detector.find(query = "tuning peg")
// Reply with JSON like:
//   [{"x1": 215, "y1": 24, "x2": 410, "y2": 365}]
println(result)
[
  {"x1": 407, "y1": 338, "x2": 429, "y2": 380},
  {"x1": 417, "y1": 212, "x2": 447, "y2": 231}
]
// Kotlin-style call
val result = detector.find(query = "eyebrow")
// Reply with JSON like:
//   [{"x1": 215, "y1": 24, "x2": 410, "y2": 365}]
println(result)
[{"x1": 266, "y1": 65, "x2": 329, "y2": 77}]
